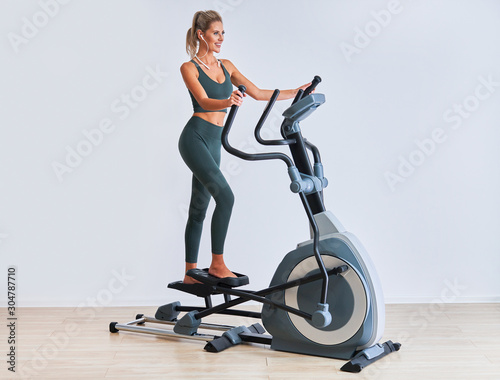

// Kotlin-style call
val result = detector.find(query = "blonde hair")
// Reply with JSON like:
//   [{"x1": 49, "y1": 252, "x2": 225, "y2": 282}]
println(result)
[{"x1": 186, "y1": 10, "x2": 223, "y2": 58}]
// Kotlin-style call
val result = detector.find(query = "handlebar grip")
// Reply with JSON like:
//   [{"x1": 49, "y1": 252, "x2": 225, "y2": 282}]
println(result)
[
  {"x1": 237, "y1": 85, "x2": 246, "y2": 97},
  {"x1": 303, "y1": 76, "x2": 322, "y2": 97},
  {"x1": 223, "y1": 85, "x2": 247, "y2": 146}
]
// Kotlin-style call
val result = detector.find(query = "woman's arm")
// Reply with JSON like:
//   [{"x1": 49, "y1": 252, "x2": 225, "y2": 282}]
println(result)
[
  {"x1": 180, "y1": 62, "x2": 242, "y2": 111},
  {"x1": 222, "y1": 59, "x2": 311, "y2": 101}
]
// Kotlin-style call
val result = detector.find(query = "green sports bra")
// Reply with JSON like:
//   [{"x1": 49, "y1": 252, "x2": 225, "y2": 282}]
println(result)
[{"x1": 189, "y1": 59, "x2": 233, "y2": 113}]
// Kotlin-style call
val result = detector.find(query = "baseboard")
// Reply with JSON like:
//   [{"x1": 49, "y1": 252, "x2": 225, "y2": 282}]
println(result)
[
  {"x1": 5, "y1": 295, "x2": 500, "y2": 308},
  {"x1": 385, "y1": 296, "x2": 500, "y2": 304}
]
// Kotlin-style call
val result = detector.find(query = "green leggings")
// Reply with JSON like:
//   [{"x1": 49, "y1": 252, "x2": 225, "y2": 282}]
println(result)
[{"x1": 178, "y1": 116, "x2": 234, "y2": 263}]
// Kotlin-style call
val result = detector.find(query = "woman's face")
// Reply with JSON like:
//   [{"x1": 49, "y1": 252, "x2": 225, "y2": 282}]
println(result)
[{"x1": 200, "y1": 21, "x2": 224, "y2": 54}]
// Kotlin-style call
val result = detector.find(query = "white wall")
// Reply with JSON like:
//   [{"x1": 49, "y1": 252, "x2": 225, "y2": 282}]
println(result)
[{"x1": 1, "y1": 0, "x2": 499, "y2": 307}]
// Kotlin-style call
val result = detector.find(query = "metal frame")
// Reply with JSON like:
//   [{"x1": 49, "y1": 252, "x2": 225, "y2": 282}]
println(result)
[
  {"x1": 112, "y1": 316, "x2": 233, "y2": 342},
  {"x1": 192, "y1": 264, "x2": 348, "y2": 321},
  {"x1": 111, "y1": 315, "x2": 274, "y2": 350},
  {"x1": 111, "y1": 264, "x2": 348, "y2": 345}
]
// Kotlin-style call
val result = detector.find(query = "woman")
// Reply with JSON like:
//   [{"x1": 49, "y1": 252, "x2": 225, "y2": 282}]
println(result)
[{"x1": 179, "y1": 10, "x2": 310, "y2": 284}]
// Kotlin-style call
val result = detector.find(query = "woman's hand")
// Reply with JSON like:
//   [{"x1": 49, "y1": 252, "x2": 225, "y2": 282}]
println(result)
[
  {"x1": 297, "y1": 82, "x2": 313, "y2": 94},
  {"x1": 227, "y1": 89, "x2": 246, "y2": 107}
]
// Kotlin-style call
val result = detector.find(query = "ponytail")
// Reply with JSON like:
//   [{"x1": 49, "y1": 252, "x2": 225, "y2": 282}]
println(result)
[{"x1": 185, "y1": 10, "x2": 222, "y2": 58}]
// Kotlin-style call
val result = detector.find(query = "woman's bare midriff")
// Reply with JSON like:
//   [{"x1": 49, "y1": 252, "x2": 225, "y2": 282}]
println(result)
[{"x1": 193, "y1": 111, "x2": 226, "y2": 127}]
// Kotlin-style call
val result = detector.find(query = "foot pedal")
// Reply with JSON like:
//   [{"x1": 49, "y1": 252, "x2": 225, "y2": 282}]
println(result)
[
  {"x1": 167, "y1": 281, "x2": 218, "y2": 297},
  {"x1": 186, "y1": 268, "x2": 249, "y2": 287}
]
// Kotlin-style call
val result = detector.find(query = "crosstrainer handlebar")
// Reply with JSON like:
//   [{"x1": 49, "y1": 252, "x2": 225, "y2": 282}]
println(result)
[
  {"x1": 221, "y1": 77, "x2": 331, "y2": 310},
  {"x1": 221, "y1": 76, "x2": 323, "y2": 167},
  {"x1": 303, "y1": 75, "x2": 322, "y2": 98},
  {"x1": 221, "y1": 85, "x2": 295, "y2": 167}
]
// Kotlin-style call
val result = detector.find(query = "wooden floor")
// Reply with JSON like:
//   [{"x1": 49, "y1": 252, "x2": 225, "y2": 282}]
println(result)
[{"x1": 3, "y1": 303, "x2": 500, "y2": 379}]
